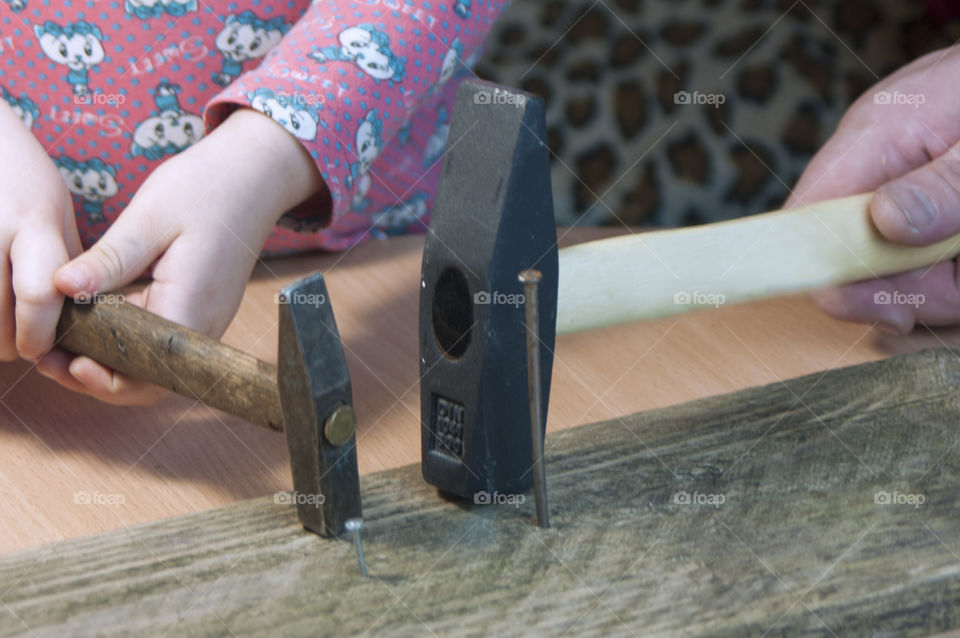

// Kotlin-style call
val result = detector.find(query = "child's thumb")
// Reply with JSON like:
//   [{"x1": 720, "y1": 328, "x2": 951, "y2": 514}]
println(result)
[
  {"x1": 54, "y1": 214, "x2": 169, "y2": 297},
  {"x1": 871, "y1": 139, "x2": 960, "y2": 247}
]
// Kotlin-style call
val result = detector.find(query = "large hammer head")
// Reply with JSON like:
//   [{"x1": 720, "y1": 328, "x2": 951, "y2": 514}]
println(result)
[
  {"x1": 278, "y1": 272, "x2": 361, "y2": 536},
  {"x1": 419, "y1": 80, "x2": 558, "y2": 500}
]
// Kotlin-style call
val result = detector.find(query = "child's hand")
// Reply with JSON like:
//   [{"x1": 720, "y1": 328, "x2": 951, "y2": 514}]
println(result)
[
  {"x1": 0, "y1": 100, "x2": 83, "y2": 363},
  {"x1": 787, "y1": 47, "x2": 960, "y2": 335},
  {"x1": 38, "y1": 108, "x2": 325, "y2": 405}
]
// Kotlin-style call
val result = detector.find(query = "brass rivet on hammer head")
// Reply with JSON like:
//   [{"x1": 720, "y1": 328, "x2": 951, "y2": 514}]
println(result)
[{"x1": 324, "y1": 404, "x2": 357, "y2": 447}]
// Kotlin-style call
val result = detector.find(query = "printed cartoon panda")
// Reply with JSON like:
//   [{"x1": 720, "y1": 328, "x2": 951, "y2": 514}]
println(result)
[
  {"x1": 345, "y1": 109, "x2": 385, "y2": 210},
  {"x1": 438, "y1": 37, "x2": 464, "y2": 87},
  {"x1": 124, "y1": 0, "x2": 197, "y2": 19},
  {"x1": 33, "y1": 21, "x2": 105, "y2": 97},
  {"x1": 423, "y1": 103, "x2": 450, "y2": 167},
  {"x1": 1, "y1": 86, "x2": 39, "y2": 129},
  {"x1": 247, "y1": 87, "x2": 320, "y2": 141},
  {"x1": 425, "y1": 36, "x2": 475, "y2": 101},
  {"x1": 131, "y1": 80, "x2": 204, "y2": 160},
  {"x1": 309, "y1": 24, "x2": 405, "y2": 83},
  {"x1": 55, "y1": 156, "x2": 119, "y2": 223},
  {"x1": 212, "y1": 12, "x2": 290, "y2": 86},
  {"x1": 453, "y1": 0, "x2": 471, "y2": 19},
  {"x1": 395, "y1": 119, "x2": 412, "y2": 146},
  {"x1": 371, "y1": 192, "x2": 429, "y2": 238}
]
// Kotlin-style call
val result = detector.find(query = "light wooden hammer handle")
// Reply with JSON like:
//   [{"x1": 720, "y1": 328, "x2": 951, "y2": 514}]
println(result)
[{"x1": 557, "y1": 193, "x2": 960, "y2": 335}]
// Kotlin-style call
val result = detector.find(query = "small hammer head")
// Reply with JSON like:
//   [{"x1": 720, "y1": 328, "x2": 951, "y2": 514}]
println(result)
[
  {"x1": 419, "y1": 80, "x2": 558, "y2": 499},
  {"x1": 277, "y1": 272, "x2": 361, "y2": 536}
]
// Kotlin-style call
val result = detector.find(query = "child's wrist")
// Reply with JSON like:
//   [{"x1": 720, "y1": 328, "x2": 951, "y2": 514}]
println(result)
[{"x1": 204, "y1": 107, "x2": 326, "y2": 228}]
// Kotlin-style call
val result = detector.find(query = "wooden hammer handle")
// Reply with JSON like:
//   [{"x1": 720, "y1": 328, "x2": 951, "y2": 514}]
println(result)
[
  {"x1": 557, "y1": 193, "x2": 960, "y2": 334},
  {"x1": 56, "y1": 299, "x2": 284, "y2": 431}
]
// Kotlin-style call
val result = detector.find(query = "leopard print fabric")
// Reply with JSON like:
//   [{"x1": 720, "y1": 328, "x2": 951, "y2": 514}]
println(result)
[{"x1": 474, "y1": 0, "x2": 959, "y2": 227}]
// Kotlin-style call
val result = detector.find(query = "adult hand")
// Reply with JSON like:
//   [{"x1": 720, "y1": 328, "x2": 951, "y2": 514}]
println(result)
[{"x1": 787, "y1": 47, "x2": 960, "y2": 335}]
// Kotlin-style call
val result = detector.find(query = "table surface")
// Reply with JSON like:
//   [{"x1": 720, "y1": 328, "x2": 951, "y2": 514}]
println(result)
[{"x1": 1, "y1": 228, "x2": 958, "y2": 554}]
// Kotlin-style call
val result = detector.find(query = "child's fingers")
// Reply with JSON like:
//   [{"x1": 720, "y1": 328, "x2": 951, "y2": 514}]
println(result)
[
  {"x1": 61, "y1": 234, "x2": 253, "y2": 406},
  {"x1": 60, "y1": 210, "x2": 84, "y2": 260},
  {"x1": 35, "y1": 349, "x2": 89, "y2": 394},
  {"x1": 142, "y1": 234, "x2": 253, "y2": 339},
  {"x1": 71, "y1": 287, "x2": 166, "y2": 404},
  {"x1": 66, "y1": 356, "x2": 166, "y2": 406},
  {"x1": 9, "y1": 224, "x2": 69, "y2": 361},
  {"x1": 0, "y1": 247, "x2": 15, "y2": 362},
  {"x1": 39, "y1": 291, "x2": 167, "y2": 405},
  {"x1": 54, "y1": 206, "x2": 174, "y2": 299}
]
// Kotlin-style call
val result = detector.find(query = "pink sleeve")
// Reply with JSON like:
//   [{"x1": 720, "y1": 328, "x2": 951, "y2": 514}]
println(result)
[{"x1": 203, "y1": 1, "x2": 508, "y2": 230}]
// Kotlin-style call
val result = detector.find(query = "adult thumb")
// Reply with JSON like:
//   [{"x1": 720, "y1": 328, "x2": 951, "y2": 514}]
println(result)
[
  {"x1": 53, "y1": 212, "x2": 170, "y2": 297},
  {"x1": 871, "y1": 139, "x2": 960, "y2": 247}
]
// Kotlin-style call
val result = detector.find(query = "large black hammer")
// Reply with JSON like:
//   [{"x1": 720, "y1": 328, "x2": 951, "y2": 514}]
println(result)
[
  {"x1": 420, "y1": 79, "x2": 960, "y2": 501},
  {"x1": 55, "y1": 272, "x2": 361, "y2": 537}
]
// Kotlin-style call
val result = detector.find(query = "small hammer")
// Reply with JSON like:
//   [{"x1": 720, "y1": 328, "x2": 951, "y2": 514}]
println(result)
[
  {"x1": 419, "y1": 80, "x2": 960, "y2": 500},
  {"x1": 55, "y1": 272, "x2": 361, "y2": 537}
]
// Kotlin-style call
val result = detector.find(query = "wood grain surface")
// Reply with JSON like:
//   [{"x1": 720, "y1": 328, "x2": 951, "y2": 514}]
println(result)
[
  {"x1": 2, "y1": 345, "x2": 959, "y2": 636},
  {"x1": 1, "y1": 228, "x2": 958, "y2": 554}
]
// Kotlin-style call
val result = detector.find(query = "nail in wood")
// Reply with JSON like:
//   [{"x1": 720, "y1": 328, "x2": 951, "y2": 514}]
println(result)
[
  {"x1": 519, "y1": 270, "x2": 550, "y2": 528},
  {"x1": 345, "y1": 518, "x2": 368, "y2": 577}
]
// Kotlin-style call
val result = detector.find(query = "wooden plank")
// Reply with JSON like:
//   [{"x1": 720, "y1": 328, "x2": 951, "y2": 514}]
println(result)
[{"x1": 3, "y1": 346, "x2": 960, "y2": 636}]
